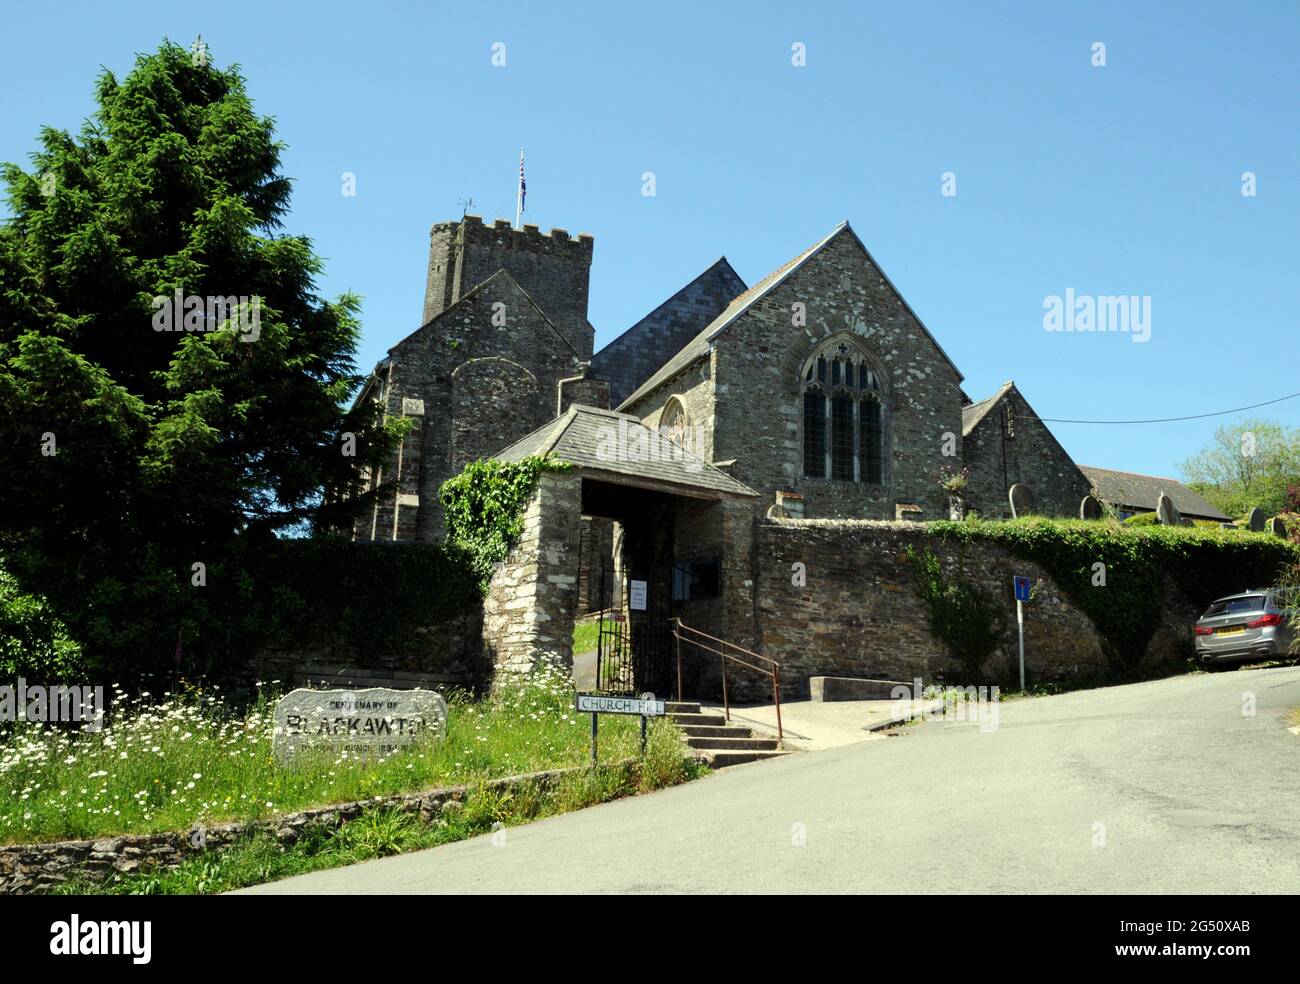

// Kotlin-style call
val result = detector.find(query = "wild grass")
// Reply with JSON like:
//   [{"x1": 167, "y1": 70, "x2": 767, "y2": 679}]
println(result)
[
  {"x1": 51, "y1": 723, "x2": 698, "y2": 895},
  {"x1": 572, "y1": 619, "x2": 601, "y2": 653},
  {"x1": 1, "y1": 655, "x2": 691, "y2": 845}
]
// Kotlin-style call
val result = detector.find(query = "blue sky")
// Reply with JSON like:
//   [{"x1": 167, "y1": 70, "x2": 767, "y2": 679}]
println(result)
[{"x1": 2, "y1": 0, "x2": 1297, "y2": 479}]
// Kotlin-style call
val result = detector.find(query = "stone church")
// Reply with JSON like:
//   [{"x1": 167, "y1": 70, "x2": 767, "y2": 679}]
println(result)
[
  {"x1": 352, "y1": 212, "x2": 1091, "y2": 544},
  {"x1": 336, "y1": 213, "x2": 1250, "y2": 698}
]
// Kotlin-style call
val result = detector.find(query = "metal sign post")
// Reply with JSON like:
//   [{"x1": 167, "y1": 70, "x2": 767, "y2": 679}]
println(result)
[
  {"x1": 1013, "y1": 576, "x2": 1031, "y2": 690},
  {"x1": 576, "y1": 692, "x2": 666, "y2": 767}
]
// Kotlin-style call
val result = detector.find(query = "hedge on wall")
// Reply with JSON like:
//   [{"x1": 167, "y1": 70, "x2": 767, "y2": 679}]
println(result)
[
  {"x1": 439, "y1": 455, "x2": 574, "y2": 587},
  {"x1": 247, "y1": 538, "x2": 482, "y2": 657},
  {"x1": 168, "y1": 457, "x2": 567, "y2": 681},
  {"x1": 927, "y1": 518, "x2": 1300, "y2": 674}
]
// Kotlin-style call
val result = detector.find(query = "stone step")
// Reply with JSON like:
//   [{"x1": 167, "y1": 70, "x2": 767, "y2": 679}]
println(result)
[
  {"x1": 687, "y1": 736, "x2": 781, "y2": 752},
  {"x1": 679, "y1": 724, "x2": 754, "y2": 739},
  {"x1": 697, "y1": 749, "x2": 791, "y2": 769},
  {"x1": 669, "y1": 712, "x2": 727, "y2": 727},
  {"x1": 664, "y1": 701, "x2": 702, "y2": 714}
]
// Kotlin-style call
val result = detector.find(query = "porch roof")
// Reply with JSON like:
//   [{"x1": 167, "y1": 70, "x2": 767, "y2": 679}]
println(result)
[{"x1": 494, "y1": 405, "x2": 759, "y2": 500}]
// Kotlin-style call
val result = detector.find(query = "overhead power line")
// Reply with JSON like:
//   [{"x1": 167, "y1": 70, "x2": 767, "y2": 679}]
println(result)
[{"x1": 1034, "y1": 390, "x2": 1300, "y2": 425}]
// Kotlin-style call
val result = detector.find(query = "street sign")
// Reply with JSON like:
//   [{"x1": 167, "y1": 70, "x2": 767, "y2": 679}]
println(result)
[
  {"x1": 1012, "y1": 576, "x2": 1031, "y2": 690},
  {"x1": 577, "y1": 692, "x2": 666, "y2": 765},
  {"x1": 576, "y1": 693, "x2": 665, "y2": 716},
  {"x1": 1013, "y1": 575, "x2": 1032, "y2": 602}
]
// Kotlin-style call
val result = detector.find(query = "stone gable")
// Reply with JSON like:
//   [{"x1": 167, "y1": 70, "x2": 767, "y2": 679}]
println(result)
[
  {"x1": 358, "y1": 270, "x2": 583, "y2": 542},
  {"x1": 961, "y1": 383, "x2": 1092, "y2": 519}
]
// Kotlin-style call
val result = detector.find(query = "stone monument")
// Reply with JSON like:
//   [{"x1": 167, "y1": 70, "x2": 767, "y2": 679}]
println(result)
[
  {"x1": 273, "y1": 687, "x2": 448, "y2": 763},
  {"x1": 1156, "y1": 492, "x2": 1181, "y2": 526}
]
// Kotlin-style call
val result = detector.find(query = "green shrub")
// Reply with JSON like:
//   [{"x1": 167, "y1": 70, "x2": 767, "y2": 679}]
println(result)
[
  {"x1": 0, "y1": 566, "x2": 89, "y2": 681},
  {"x1": 927, "y1": 518, "x2": 1298, "y2": 675},
  {"x1": 439, "y1": 455, "x2": 573, "y2": 586}
]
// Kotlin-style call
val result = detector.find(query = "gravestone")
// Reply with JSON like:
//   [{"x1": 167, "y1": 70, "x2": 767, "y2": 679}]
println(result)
[
  {"x1": 894, "y1": 503, "x2": 923, "y2": 522},
  {"x1": 1156, "y1": 492, "x2": 1181, "y2": 526},
  {"x1": 1008, "y1": 483, "x2": 1035, "y2": 519},
  {"x1": 272, "y1": 687, "x2": 448, "y2": 763},
  {"x1": 1079, "y1": 494, "x2": 1104, "y2": 520},
  {"x1": 1269, "y1": 516, "x2": 1287, "y2": 538},
  {"x1": 1247, "y1": 507, "x2": 1266, "y2": 532}
]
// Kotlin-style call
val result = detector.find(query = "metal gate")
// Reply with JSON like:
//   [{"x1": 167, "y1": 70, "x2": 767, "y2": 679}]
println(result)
[{"x1": 594, "y1": 563, "x2": 674, "y2": 696}]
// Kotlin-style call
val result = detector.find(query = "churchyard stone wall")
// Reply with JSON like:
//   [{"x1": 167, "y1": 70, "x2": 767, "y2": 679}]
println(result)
[{"x1": 738, "y1": 518, "x2": 1198, "y2": 700}]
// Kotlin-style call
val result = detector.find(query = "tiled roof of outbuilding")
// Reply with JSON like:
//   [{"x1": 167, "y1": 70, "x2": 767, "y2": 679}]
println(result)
[
  {"x1": 494, "y1": 404, "x2": 758, "y2": 499},
  {"x1": 1079, "y1": 465, "x2": 1231, "y2": 521}
]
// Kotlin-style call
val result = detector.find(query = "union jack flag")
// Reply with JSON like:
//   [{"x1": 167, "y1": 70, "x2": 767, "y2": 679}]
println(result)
[{"x1": 518, "y1": 149, "x2": 526, "y2": 212}]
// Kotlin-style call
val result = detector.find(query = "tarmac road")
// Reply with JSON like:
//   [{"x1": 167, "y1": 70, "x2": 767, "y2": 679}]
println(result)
[{"x1": 236, "y1": 666, "x2": 1300, "y2": 894}]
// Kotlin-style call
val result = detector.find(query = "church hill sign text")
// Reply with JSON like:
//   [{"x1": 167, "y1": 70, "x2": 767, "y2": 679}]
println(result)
[{"x1": 272, "y1": 688, "x2": 448, "y2": 762}]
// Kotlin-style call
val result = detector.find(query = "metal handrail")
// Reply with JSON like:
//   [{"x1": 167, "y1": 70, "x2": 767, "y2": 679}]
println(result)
[{"x1": 671, "y1": 618, "x2": 783, "y2": 741}]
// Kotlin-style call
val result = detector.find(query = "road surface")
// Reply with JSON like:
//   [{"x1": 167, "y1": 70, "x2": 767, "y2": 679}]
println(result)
[{"x1": 237, "y1": 666, "x2": 1300, "y2": 894}]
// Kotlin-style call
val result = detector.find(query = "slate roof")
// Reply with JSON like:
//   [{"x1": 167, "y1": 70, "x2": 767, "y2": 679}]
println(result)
[
  {"x1": 590, "y1": 258, "x2": 746, "y2": 406},
  {"x1": 1079, "y1": 465, "x2": 1231, "y2": 521},
  {"x1": 616, "y1": 221, "x2": 964, "y2": 411},
  {"x1": 961, "y1": 381, "x2": 1014, "y2": 436},
  {"x1": 494, "y1": 404, "x2": 758, "y2": 499}
]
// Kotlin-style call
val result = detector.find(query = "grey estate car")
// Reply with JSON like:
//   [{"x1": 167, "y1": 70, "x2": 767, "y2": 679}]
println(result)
[{"x1": 1193, "y1": 588, "x2": 1297, "y2": 667}]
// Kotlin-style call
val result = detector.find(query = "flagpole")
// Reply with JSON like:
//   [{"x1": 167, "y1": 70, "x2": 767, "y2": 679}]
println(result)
[{"x1": 514, "y1": 148, "x2": 524, "y2": 229}]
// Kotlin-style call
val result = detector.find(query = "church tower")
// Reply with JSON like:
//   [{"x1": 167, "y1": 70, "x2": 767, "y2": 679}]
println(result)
[{"x1": 421, "y1": 215, "x2": 596, "y2": 359}]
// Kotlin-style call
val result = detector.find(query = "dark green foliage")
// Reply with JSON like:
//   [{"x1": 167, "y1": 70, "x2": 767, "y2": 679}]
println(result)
[
  {"x1": 0, "y1": 41, "x2": 403, "y2": 680},
  {"x1": 249, "y1": 539, "x2": 479, "y2": 659},
  {"x1": 927, "y1": 519, "x2": 1298, "y2": 675},
  {"x1": 0, "y1": 567, "x2": 87, "y2": 680},
  {"x1": 905, "y1": 545, "x2": 1005, "y2": 683},
  {"x1": 439, "y1": 455, "x2": 573, "y2": 586}
]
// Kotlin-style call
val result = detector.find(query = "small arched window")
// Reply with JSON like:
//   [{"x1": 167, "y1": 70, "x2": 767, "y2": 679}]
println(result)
[
  {"x1": 661, "y1": 398, "x2": 691, "y2": 448},
  {"x1": 801, "y1": 338, "x2": 885, "y2": 484}
]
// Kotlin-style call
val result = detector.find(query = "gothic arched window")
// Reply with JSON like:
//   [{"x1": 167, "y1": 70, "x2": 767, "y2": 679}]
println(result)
[
  {"x1": 801, "y1": 338, "x2": 885, "y2": 484},
  {"x1": 661, "y1": 398, "x2": 691, "y2": 448}
]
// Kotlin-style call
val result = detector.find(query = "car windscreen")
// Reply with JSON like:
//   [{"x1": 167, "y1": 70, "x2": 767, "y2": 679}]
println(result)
[{"x1": 1202, "y1": 596, "x2": 1265, "y2": 617}]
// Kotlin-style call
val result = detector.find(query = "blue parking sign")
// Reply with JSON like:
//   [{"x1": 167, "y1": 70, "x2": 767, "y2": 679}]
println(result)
[{"x1": 1013, "y1": 576, "x2": 1032, "y2": 602}]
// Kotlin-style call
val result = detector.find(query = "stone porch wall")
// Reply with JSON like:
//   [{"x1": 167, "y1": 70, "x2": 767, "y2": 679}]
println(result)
[{"x1": 482, "y1": 471, "x2": 583, "y2": 681}]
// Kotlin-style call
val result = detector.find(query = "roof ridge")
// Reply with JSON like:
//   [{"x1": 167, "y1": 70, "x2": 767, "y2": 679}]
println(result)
[
  {"x1": 616, "y1": 224, "x2": 848, "y2": 410},
  {"x1": 1079, "y1": 464, "x2": 1185, "y2": 482}
]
